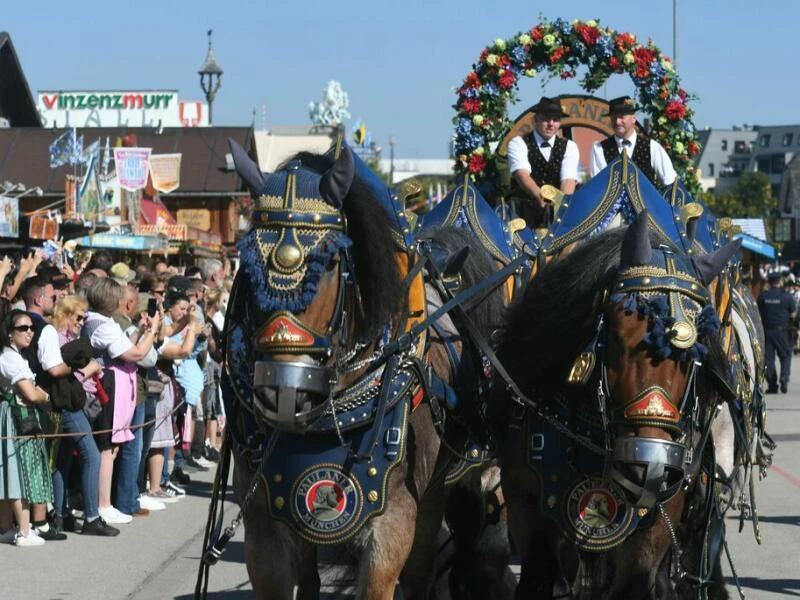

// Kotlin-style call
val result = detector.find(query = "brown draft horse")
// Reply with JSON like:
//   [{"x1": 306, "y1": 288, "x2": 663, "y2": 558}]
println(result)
[
  {"x1": 217, "y1": 142, "x2": 507, "y2": 599},
  {"x1": 490, "y1": 213, "x2": 741, "y2": 599}
]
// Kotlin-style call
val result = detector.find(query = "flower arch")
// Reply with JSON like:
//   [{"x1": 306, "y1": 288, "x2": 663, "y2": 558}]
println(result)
[{"x1": 453, "y1": 18, "x2": 701, "y2": 195}]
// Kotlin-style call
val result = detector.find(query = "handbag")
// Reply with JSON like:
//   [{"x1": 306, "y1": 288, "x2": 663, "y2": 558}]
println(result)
[{"x1": 10, "y1": 403, "x2": 44, "y2": 437}]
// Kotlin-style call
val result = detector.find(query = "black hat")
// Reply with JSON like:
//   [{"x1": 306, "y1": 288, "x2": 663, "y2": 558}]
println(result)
[
  {"x1": 603, "y1": 96, "x2": 638, "y2": 117},
  {"x1": 767, "y1": 270, "x2": 784, "y2": 282},
  {"x1": 531, "y1": 96, "x2": 569, "y2": 119}
]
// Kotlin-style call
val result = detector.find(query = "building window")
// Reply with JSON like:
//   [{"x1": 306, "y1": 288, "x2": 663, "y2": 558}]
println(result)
[
  {"x1": 721, "y1": 139, "x2": 728, "y2": 151},
  {"x1": 783, "y1": 133, "x2": 794, "y2": 146},
  {"x1": 771, "y1": 153, "x2": 786, "y2": 173},
  {"x1": 756, "y1": 156, "x2": 771, "y2": 173},
  {"x1": 759, "y1": 134, "x2": 771, "y2": 147},
  {"x1": 708, "y1": 163, "x2": 715, "y2": 176},
  {"x1": 734, "y1": 140, "x2": 748, "y2": 154}
]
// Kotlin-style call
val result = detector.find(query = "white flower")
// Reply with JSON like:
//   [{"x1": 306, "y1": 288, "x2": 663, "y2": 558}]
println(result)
[
  {"x1": 586, "y1": 19, "x2": 598, "y2": 27},
  {"x1": 525, "y1": 68, "x2": 537, "y2": 77},
  {"x1": 623, "y1": 52, "x2": 635, "y2": 65},
  {"x1": 473, "y1": 115, "x2": 485, "y2": 126},
  {"x1": 518, "y1": 33, "x2": 531, "y2": 45},
  {"x1": 494, "y1": 38, "x2": 506, "y2": 51},
  {"x1": 543, "y1": 34, "x2": 556, "y2": 47},
  {"x1": 486, "y1": 54, "x2": 498, "y2": 65}
]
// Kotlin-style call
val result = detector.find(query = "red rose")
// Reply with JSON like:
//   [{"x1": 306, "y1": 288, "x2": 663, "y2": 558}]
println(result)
[
  {"x1": 688, "y1": 141, "x2": 700, "y2": 156},
  {"x1": 560, "y1": 70, "x2": 575, "y2": 80},
  {"x1": 531, "y1": 26, "x2": 543, "y2": 41},
  {"x1": 665, "y1": 100, "x2": 687, "y2": 121},
  {"x1": 575, "y1": 24, "x2": 600, "y2": 46},
  {"x1": 633, "y1": 47, "x2": 656, "y2": 79},
  {"x1": 468, "y1": 154, "x2": 487, "y2": 173},
  {"x1": 479, "y1": 48, "x2": 489, "y2": 62},
  {"x1": 609, "y1": 56, "x2": 621, "y2": 70},
  {"x1": 615, "y1": 32, "x2": 636, "y2": 51},
  {"x1": 498, "y1": 70, "x2": 516, "y2": 89},
  {"x1": 461, "y1": 99, "x2": 482, "y2": 114},
  {"x1": 465, "y1": 72, "x2": 481, "y2": 88},
  {"x1": 549, "y1": 47, "x2": 566, "y2": 63},
  {"x1": 678, "y1": 88, "x2": 688, "y2": 101},
  {"x1": 499, "y1": 54, "x2": 511, "y2": 67}
]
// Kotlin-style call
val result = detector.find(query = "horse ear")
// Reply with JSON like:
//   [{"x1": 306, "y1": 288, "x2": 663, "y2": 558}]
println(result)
[
  {"x1": 319, "y1": 144, "x2": 355, "y2": 209},
  {"x1": 692, "y1": 240, "x2": 742, "y2": 285},
  {"x1": 620, "y1": 210, "x2": 652, "y2": 268},
  {"x1": 229, "y1": 138, "x2": 266, "y2": 196}
]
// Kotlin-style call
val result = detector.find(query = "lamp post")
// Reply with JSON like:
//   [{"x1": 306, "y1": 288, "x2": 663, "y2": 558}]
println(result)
[
  {"x1": 198, "y1": 29, "x2": 223, "y2": 126},
  {"x1": 388, "y1": 135, "x2": 396, "y2": 185}
]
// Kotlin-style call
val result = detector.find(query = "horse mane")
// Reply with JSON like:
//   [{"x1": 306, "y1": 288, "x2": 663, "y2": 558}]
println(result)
[
  {"x1": 498, "y1": 228, "x2": 627, "y2": 388},
  {"x1": 416, "y1": 226, "x2": 506, "y2": 336},
  {"x1": 283, "y1": 151, "x2": 404, "y2": 342}
]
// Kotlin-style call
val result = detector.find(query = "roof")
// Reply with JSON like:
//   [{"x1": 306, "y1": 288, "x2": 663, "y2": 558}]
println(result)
[
  {"x1": 732, "y1": 218, "x2": 768, "y2": 241},
  {"x1": 0, "y1": 126, "x2": 252, "y2": 194},
  {"x1": 0, "y1": 32, "x2": 40, "y2": 126}
]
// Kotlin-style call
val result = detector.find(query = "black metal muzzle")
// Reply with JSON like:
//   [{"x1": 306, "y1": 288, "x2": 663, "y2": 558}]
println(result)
[
  {"x1": 253, "y1": 361, "x2": 335, "y2": 433},
  {"x1": 607, "y1": 436, "x2": 687, "y2": 508}
]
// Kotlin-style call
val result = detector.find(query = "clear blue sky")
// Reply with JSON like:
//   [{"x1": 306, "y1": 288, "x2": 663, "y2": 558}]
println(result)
[{"x1": 5, "y1": 0, "x2": 799, "y2": 157}]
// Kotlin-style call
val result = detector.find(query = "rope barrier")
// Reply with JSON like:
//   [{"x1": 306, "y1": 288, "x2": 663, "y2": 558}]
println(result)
[{"x1": 0, "y1": 399, "x2": 188, "y2": 441}]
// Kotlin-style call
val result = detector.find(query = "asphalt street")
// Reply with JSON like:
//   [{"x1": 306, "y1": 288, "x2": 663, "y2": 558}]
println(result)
[{"x1": 2, "y1": 357, "x2": 799, "y2": 600}]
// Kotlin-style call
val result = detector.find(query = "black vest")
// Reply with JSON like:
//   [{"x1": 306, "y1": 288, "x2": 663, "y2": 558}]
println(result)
[
  {"x1": 601, "y1": 134, "x2": 658, "y2": 188},
  {"x1": 510, "y1": 134, "x2": 567, "y2": 197}
]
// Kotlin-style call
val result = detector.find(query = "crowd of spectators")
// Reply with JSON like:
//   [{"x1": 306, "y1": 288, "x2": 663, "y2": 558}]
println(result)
[{"x1": 0, "y1": 246, "x2": 230, "y2": 545}]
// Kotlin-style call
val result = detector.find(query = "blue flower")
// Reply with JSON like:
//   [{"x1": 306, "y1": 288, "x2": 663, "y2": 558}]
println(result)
[
  {"x1": 650, "y1": 62, "x2": 666, "y2": 78},
  {"x1": 455, "y1": 118, "x2": 473, "y2": 136},
  {"x1": 461, "y1": 87, "x2": 480, "y2": 99},
  {"x1": 510, "y1": 45, "x2": 528, "y2": 66},
  {"x1": 553, "y1": 18, "x2": 572, "y2": 36},
  {"x1": 572, "y1": 40, "x2": 588, "y2": 57},
  {"x1": 482, "y1": 82, "x2": 499, "y2": 97},
  {"x1": 595, "y1": 36, "x2": 613, "y2": 58}
]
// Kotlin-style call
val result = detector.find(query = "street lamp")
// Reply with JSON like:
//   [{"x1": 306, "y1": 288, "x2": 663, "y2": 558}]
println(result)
[
  {"x1": 198, "y1": 29, "x2": 223, "y2": 126},
  {"x1": 388, "y1": 135, "x2": 396, "y2": 185}
]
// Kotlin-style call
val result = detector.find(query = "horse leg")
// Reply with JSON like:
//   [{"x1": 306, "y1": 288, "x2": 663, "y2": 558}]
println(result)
[
  {"x1": 234, "y1": 462, "x2": 320, "y2": 599},
  {"x1": 354, "y1": 472, "x2": 418, "y2": 600},
  {"x1": 446, "y1": 466, "x2": 514, "y2": 600},
  {"x1": 357, "y1": 407, "x2": 441, "y2": 600}
]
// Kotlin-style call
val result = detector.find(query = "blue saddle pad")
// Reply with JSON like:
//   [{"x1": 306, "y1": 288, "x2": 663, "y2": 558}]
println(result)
[
  {"x1": 540, "y1": 153, "x2": 689, "y2": 254},
  {"x1": 417, "y1": 176, "x2": 535, "y2": 264}
]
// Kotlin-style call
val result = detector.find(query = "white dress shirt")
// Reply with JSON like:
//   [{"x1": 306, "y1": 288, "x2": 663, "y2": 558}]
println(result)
[
  {"x1": 589, "y1": 131, "x2": 677, "y2": 186},
  {"x1": 508, "y1": 131, "x2": 579, "y2": 183}
]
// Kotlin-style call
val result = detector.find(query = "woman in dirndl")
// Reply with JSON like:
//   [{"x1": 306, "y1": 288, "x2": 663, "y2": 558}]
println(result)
[{"x1": 0, "y1": 309, "x2": 53, "y2": 545}]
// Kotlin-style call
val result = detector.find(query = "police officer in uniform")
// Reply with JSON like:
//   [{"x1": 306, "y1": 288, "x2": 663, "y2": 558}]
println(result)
[
  {"x1": 507, "y1": 97, "x2": 579, "y2": 228},
  {"x1": 589, "y1": 96, "x2": 677, "y2": 188},
  {"x1": 758, "y1": 270, "x2": 797, "y2": 393}
]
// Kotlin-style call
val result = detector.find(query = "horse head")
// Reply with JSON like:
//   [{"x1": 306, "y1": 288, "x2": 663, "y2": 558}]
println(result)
[
  {"x1": 226, "y1": 140, "x2": 403, "y2": 434},
  {"x1": 602, "y1": 212, "x2": 741, "y2": 509}
]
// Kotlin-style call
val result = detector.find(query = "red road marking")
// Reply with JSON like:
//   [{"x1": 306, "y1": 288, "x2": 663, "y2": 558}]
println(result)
[{"x1": 771, "y1": 464, "x2": 800, "y2": 488}]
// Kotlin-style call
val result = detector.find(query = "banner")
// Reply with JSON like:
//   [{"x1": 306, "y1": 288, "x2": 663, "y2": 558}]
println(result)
[
  {"x1": 78, "y1": 155, "x2": 102, "y2": 222},
  {"x1": 113, "y1": 147, "x2": 152, "y2": 191},
  {"x1": 0, "y1": 195, "x2": 19, "y2": 238},
  {"x1": 99, "y1": 171, "x2": 122, "y2": 226},
  {"x1": 149, "y1": 153, "x2": 182, "y2": 194},
  {"x1": 29, "y1": 215, "x2": 59, "y2": 240}
]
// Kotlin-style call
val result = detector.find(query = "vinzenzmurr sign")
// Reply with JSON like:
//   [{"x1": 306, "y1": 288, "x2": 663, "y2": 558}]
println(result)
[{"x1": 37, "y1": 90, "x2": 208, "y2": 128}]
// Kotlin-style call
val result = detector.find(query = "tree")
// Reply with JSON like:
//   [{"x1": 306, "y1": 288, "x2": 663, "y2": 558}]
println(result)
[{"x1": 701, "y1": 172, "x2": 777, "y2": 219}]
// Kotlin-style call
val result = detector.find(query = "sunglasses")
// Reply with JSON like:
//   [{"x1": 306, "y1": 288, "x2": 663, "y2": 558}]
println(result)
[
  {"x1": 75, "y1": 314, "x2": 86, "y2": 322},
  {"x1": 12, "y1": 325, "x2": 34, "y2": 332}
]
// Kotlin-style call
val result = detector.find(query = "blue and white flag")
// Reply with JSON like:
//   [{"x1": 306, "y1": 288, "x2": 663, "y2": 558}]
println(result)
[
  {"x1": 48, "y1": 129, "x2": 75, "y2": 168},
  {"x1": 82, "y1": 138, "x2": 100, "y2": 164},
  {"x1": 101, "y1": 137, "x2": 111, "y2": 176}
]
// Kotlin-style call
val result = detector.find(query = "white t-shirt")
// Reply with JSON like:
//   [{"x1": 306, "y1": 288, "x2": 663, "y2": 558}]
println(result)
[
  {"x1": 37, "y1": 323, "x2": 64, "y2": 371},
  {"x1": 211, "y1": 311, "x2": 224, "y2": 331},
  {"x1": 507, "y1": 131, "x2": 580, "y2": 183},
  {"x1": 589, "y1": 131, "x2": 677, "y2": 186},
  {"x1": 85, "y1": 311, "x2": 134, "y2": 360},
  {"x1": 0, "y1": 346, "x2": 35, "y2": 390}
]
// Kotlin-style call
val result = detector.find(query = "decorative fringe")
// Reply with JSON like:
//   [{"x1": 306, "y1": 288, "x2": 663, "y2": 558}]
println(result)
[
  {"x1": 237, "y1": 229, "x2": 352, "y2": 314},
  {"x1": 610, "y1": 293, "x2": 721, "y2": 363}
]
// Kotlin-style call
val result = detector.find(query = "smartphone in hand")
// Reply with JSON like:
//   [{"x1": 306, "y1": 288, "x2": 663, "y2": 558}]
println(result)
[{"x1": 147, "y1": 298, "x2": 158, "y2": 317}]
